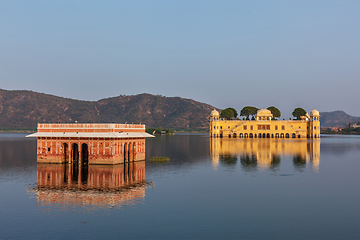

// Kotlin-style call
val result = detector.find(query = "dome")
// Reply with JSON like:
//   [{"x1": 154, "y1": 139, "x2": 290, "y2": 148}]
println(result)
[
  {"x1": 310, "y1": 108, "x2": 320, "y2": 117},
  {"x1": 210, "y1": 109, "x2": 220, "y2": 117},
  {"x1": 256, "y1": 109, "x2": 273, "y2": 117}
]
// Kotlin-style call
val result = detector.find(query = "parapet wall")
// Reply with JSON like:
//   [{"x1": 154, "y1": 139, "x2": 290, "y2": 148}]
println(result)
[{"x1": 37, "y1": 123, "x2": 145, "y2": 133}]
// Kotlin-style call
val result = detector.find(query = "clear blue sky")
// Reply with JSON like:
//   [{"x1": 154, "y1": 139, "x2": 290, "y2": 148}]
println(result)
[{"x1": 1, "y1": 0, "x2": 359, "y2": 117}]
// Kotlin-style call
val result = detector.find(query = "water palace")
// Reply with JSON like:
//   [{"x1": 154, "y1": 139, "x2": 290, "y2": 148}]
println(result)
[
  {"x1": 27, "y1": 123, "x2": 154, "y2": 165},
  {"x1": 210, "y1": 108, "x2": 320, "y2": 139}
]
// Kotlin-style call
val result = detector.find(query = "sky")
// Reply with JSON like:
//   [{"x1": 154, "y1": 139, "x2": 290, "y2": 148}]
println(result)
[{"x1": 0, "y1": 0, "x2": 359, "y2": 118}]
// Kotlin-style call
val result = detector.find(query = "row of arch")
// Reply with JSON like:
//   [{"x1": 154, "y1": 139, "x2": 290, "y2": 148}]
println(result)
[
  {"x1": 229, "y1": 133, "x2": 297, "y2": 139},
  {"x1": 212, "y1": 133, "x2": 320, "y2": 139},
  {"x1": 62, "y1": 142, "x2": 137, "y2": 164}
]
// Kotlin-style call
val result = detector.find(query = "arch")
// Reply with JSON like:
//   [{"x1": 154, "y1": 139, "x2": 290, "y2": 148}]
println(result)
[
  {"x1": 239, "y1": 133, "x2": 243, "y2": 138},
  {"x1": 233, "y1": 133, "x2": 237, "y2": 138},
  {"x1": 220, "y1": 134, "x2": 223, "y2": 138},
  {"x1": 249, "y1": 133, "x2": 253, "y2": 138},
  {"x1": 271, "y1": 134, "x2": 274, "y2": 138},
  {"x1": 228, "y1": 134, "x2": 232, "y2": 138},
  {"x1": 285, "y1": 133, "x2": 290, "y2": 138},
  {"x1": 124, "y1": 143, "x2": 128, "y2": 162},
  {"x1": 81, "y1": 143, "x2": 89, "y2": 165},
  {"x1": 263, "y1": 133, "x2": 266, "y2": 138},
  {"x1": 63, "y1": 143, "x2": 69, "y2": 163},
  {"x1": 128, "y1": 142, "x2": 132, "y2": 161},
  {"x1": 254, "y1": 134, "x2": 257, "y2": 138},
  {"x1": 280, "y1": 133, "x2": 284, "y2": 138},
  {"x1": 292, "y1": 133, "x2": 296, "y2": 138},
  {"x1": 244, "y1": 133, "x2": 248, "y2": 138},
  {"x1": 258, "y1": 133, "x2": 261, "y2": 138},
  {"x1": 314, "y1": 134, "x2": 317, "y2": 138},
  {"x1": 275, "y1": 133, "x2": 279, "y2": 138},
  {"x1": 72, "y1": 143, "x2": 79, "y2": 162},
  {"x1": 298, "y1": 135, "x2": 301, "y2": 138},
  {"x1": 267, "y1": 133, "x2": 270, "y2": 138},
  {"x1": 132, "y1": 142, "x2": 136, "y2": 161}
]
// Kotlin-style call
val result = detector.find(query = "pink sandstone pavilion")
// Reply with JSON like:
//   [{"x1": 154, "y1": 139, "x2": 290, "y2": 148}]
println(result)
[{"x1": 27, "y1": 123, "x2": 154, "y2": 164}]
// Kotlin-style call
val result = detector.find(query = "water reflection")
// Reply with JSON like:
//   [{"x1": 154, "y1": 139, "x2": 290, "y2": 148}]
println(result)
[
  {"x1": 34, "y1": 162, "x2": 148, "y2": 209},
  {"x1": 211, "y1": 139, "x2": 320, "y2": 172}
]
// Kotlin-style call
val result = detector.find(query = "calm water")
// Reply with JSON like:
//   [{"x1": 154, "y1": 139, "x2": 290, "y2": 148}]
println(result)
[{"x1": 0, "y1": 133, "x2": 359, "y2": 239}]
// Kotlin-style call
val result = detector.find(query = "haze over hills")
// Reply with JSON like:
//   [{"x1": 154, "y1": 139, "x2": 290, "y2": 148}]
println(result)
[{"x1": 0, "y1": 89, "x2": 358, "y2": 131}]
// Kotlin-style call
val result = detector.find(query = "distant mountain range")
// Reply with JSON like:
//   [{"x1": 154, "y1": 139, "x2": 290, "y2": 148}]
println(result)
[
  {"x1": 0, "y1": 89, "x2": 358, "y2": 131},
  {"x1": 0, "y1": 89, "x2": 217, "y2": 131},
  {"x1": 319, "y1": 111, "x2": 360, "y2": 128}
]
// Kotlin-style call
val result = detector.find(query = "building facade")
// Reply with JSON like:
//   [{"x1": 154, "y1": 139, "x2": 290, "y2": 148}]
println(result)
[
  {"x1": 210, "y1": 108, "x2": 320, "y2": 139},
  {"x1": 27, "y1": 123, "x2": 154, "y2": 164}
]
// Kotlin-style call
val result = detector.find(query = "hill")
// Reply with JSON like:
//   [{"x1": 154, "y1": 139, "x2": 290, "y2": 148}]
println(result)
[
  {"x1": 320, "y1": 111, "x2": 360, "y2": 128},
  {"x1": 1, "y1": 89, "x2": 358, "y2": 131},
  {"x1": 0, "y1": 89, "x2": 218, "y2": 131}
]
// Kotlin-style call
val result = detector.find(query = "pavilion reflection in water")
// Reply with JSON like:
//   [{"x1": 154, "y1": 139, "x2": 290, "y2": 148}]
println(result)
[
  {"x1": 35, "y1": 161, "x2": 147, "y2": 209},
  {"x1": 210, "y1": 138, "x2": 320, "y2": 172}
]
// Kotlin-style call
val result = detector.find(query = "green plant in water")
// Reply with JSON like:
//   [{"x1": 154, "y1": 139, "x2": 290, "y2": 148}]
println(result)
[{"x1": 150, "y1": 157, "x2": 169, "y2": 162}]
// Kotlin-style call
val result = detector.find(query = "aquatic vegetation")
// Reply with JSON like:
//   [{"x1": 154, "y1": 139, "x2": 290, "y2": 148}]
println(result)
[{"x1": 150, "y1": 157, "x2": 169, "y2": 162}]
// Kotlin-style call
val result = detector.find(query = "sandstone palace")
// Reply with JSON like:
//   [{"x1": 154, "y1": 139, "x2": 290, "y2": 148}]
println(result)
[{"x1": 210, "y1": 108, "x2": 320, "y2": 139}]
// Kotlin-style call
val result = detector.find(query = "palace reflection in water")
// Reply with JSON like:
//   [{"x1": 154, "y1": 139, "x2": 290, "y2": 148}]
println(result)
[
  {"x1": 35, "y1": 161, "x2": 147, "y2": 209},
  {"x1": 210, "y1": 138, "x2": 320, "y2": 172}
]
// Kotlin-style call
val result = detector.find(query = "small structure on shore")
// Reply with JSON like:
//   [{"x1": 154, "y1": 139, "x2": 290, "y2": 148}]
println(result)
[{"x1": 27, "y1": 123, "x2": 154, "y2": 164}]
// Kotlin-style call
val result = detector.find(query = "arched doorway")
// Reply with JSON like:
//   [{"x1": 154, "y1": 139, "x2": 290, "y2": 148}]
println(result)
[
  {"x1": 249, "y1": 133, "x2": 253, "y2": 138},
  {"x1": 280, "y1": 133, "x2": 284, "y2": 138},
  {"x1": 233, "y1": 133, "x2": 237, "y2": 138},
  {"x1": 285, "y1": 133, "x2": 290, "y2": 138},
  {"x1": 72, "y1": 143, "x2": 79, "y2": 162},
  {"x1": 63, "y1": 143, "x2": 68, "y2": 163},
  {"x1": 292, "y1": 133, "x2": 296, "y2": 138},
  {"x1": 275, "y1": 133, "x2": 279, "y2": 138},
  {"x1": 132, "y1": 142, "x2": 136, "y2": 161},
  {"x1": 81, "y1": 143, "x2": 89, "y2": 165},
  {"x1": 271, "y1": 134, "x2": 274, "y2": 138},
  {"x1": 228, "y1": 134, "x2": 231, "y2": 138},
  {"x1": 267, "y1": 133, "x2": 270, "y2": 138},
  {"x1": 263, "y1": 133, "x2": 266, "y2": 138},
  {"x1": 128, "y1": 143, "x2": 132, "y2": 162},
  {"x1": 124, "y1": 143, "x2": 128, "y2": 162},
  {"x1": 244, "y1": 133, "x2": 248, "y2": 138},
  {"x1": 239, "y1": 133, "x2": 243, "y2": 138}
]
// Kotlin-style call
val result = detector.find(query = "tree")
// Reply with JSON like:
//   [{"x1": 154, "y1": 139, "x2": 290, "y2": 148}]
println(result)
[
  {"x1": 226, "y1": 108, "x2": 238, "y2": 118},
  {"x1": 240, "y1": 106, "x2": 259, "y2": 120},
  {"x1": 292, "y1": 107, "x2": 307, "y2": 120},
  {"x1": 220, "y1": 108, "x2": 235, "y2": 120},
  {"x1": 267, "y1": 106, "x2": 281, "y2": 119}
]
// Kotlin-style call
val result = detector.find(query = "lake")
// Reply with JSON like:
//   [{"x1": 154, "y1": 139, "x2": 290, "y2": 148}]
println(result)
[{"x1": 0, "y1": 133, "x2": 359, "y2": 239}]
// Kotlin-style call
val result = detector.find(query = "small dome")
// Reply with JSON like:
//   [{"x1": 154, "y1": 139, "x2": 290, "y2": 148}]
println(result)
[
  {"x1": 310, "y1": 108, "x2": 320, "y2": 117},
  {"x1": 210, "y1": 109, "x2": 220, "y2": 117},
  {"x1": 256, "y1": 109, "x2": 273, "y2": 117}
]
